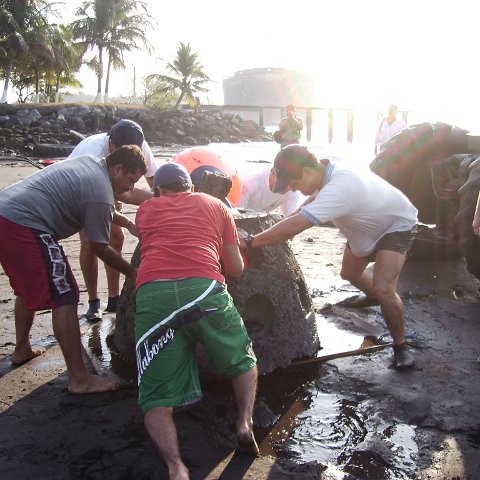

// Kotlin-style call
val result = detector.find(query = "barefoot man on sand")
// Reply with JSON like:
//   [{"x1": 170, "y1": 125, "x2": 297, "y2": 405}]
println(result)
[{"x1": 0, "y1": 145, "x2": 146, "y2": 394}]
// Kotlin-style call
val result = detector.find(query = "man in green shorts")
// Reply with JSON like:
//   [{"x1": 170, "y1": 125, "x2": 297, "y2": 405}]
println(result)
[{"x1": 134, "y1": 162, "x2": 258, "y2": 480}]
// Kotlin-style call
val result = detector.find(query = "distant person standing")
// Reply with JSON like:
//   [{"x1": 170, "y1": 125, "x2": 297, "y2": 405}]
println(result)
[
  {"x1": 277, "y1": 104, "x2": 304, "y2": 149},
  {"x1": 374, "y1": 104, "x2": 407, "y2": 155}
]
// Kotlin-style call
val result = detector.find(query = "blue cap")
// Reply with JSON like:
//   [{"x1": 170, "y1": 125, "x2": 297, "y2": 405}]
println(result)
[
  {"x1": 153, "y1": 163, "x2": 192, "y2": 189},
  {"x1": 109, "y1": 119, "x2": 144, "y2": 147}
]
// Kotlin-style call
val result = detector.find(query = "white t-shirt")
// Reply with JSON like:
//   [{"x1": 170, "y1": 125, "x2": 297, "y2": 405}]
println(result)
[
  {"x1": 374, "y1": 118, "x2": 407, "y2": 151},
  {"x1": 68, "y1": 132, "x2": 159, "y2": 178},
  {"x1": 301, "y1": 158, "x2": 418, "y2": 257},
  {"x1": 237, "y1": 168, "x2": 302, "y2": 216}
]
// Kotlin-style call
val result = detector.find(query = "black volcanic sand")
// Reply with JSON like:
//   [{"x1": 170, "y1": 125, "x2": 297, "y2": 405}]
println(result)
[{"x1": 1, "y1": 161, "x2": 480, "y2": 479}]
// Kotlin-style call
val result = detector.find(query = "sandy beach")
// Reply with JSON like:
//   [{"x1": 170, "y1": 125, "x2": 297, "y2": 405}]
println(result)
[{"x1": 1, "y1": 159, "x2": 480, "y2": 479}]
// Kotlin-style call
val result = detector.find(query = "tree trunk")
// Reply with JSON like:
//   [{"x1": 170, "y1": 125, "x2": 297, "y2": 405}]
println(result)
[
  {"x1": 104, "y1": 57, "x2": 111, "y2": 103},
  {"x1": 95, "y1": 48, "x2": 104, "y2": 103},
  {"x1": 1, "y1": 57, "x2": 15, "y2": 103},
  {"x1": 54, "y1": 71, "x2": 61, "y2": 103}
]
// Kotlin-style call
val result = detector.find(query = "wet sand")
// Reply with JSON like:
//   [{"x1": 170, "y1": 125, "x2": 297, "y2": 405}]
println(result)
[{"x1": 1, "y1": 160, "x2": 480, "y2": 479}]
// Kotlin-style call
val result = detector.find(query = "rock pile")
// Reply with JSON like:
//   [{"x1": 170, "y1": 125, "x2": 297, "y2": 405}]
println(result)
[{"x1": 0, "y1": 103, "x2": 272, "y2": 157}]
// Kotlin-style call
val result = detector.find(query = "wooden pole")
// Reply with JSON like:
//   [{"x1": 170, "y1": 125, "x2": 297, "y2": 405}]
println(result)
[
  {"x1": 347, "y1": 111, "x2": 354, "y2": 143},
  {"x1": 328, "y1": 109, "x2": 333, "y2": 143},
  {"x1": 306, "y1": 108, "x2": 312, "y2": 142}
]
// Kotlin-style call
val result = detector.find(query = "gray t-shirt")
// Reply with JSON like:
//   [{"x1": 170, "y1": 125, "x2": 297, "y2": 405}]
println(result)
[{"x1": 0, "y1": 154, "x2": 114, "y2": 242}]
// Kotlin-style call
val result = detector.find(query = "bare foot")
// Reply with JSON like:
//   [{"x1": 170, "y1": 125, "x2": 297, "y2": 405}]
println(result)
[
  {"x1": 11, "y1": 347, "x2": 46, "y2": 366},
  {"x1": 67, "y1": 373, "x2": 120, "y2": 394},
  {"x1": 236, "y1": 430, "x2": 259, "y2": 456}
]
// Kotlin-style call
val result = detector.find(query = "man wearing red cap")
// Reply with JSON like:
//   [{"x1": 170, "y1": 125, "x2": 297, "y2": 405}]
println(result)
[
  {"x1": 68, "y1": 119, "x2": 159, "y2": 320},
  {"x1": 240, "y1": 145, "x2": 418, "y2": 369}
]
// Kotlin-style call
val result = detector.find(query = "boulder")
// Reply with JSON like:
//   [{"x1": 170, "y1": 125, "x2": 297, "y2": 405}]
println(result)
[{"x1": 113, "y1": 210, "x2": 318, "y2": 377}]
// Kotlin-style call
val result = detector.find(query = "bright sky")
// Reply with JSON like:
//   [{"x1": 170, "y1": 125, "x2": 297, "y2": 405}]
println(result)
[{"x1": 61, "y1": 0, "x2": 480, "y2": 130}]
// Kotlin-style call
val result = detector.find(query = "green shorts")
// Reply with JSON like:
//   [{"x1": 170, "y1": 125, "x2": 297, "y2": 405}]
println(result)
[{"x1": 135, "y1": 278, "x2": 256, "y2": 413}]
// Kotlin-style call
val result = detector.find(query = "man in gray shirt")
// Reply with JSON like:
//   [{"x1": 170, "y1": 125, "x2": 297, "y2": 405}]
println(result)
[{"x1": 0, "y1": 145, "x2": 146, "y2": 394}]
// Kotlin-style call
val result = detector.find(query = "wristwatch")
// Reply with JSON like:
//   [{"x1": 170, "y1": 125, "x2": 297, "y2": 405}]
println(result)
[{"x1": 245, "y1": 233, "x2": 255, "y2": 249}]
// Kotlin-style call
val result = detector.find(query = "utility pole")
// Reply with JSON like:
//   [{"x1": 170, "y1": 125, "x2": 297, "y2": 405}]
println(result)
[{"x1": 132, "y1": 65, "x2": 136, "y2": 103}]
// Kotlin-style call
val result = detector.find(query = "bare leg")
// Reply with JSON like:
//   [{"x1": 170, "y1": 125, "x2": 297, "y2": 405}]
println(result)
[
  {"x1": 52, "y1": 304, "x2": 119, "y2": 393},
  {"x1": 232, "y1": 366, "x2": 259, "y2": 455},
  {"x1": 371, "y1": 250, "x2": 407, "y2": 345},
  {"x1": 11, "y1": 296, "x2": 45, "y2": 365},
  {"x1": 79, "y1": 230, "x2": 99, "y2": 301},
  {"x1": 144, "y1": 407, "x2": 189, "y2": 480},
  {"x1": 340, "y1": 246, "x2": 373, "y2": 295},
  {"x1": 104, "y1": 224, "x2": 124, "y2": 298}
]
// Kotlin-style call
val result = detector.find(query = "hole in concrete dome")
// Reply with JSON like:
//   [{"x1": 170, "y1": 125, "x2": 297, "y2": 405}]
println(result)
[{"x1": 242, "y1": 295, "x2": 274, "y2": 339}]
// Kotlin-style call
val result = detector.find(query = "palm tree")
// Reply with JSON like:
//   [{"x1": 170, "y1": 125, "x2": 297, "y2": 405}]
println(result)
[
  {"x1": 8, "y1": 22, "x2": 82, "y2": 104},
  {"x1": 145, "y1": 42, "x2": 211, "y2": 110},
  {"x1": 71, "y1": 0, "x2": 116, "y2": 103},
  {"x1": 72, "y1": 0, "x2": 153, "y2": 103},
  {"x1": 0, "y1": 0, "x2": 57, "y2": 103},
  {"x1": 103, "y1": 0, "x2": 153, "y2": 102},
  {"x1": 49, "y1": 24, "x2": 84, "y2": 103}
]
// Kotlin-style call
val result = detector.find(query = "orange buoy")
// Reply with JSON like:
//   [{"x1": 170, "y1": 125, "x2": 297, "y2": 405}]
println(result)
[
  {"x1": 172, "y1": 147, "x2": 241, "y2": 205},
  {"x1": 38, "y1": 159, "x2": 58, "y2": 167}
]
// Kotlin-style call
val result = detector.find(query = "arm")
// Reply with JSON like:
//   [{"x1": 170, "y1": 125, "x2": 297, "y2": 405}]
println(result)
[
  {"x1": 240, "y1": 213, "x2": 313, "y2": 249},
  {"x1": 116, "y1": 187, "x2": 153, "y2": 205},
  {"x1": 141, "y1": 141, "x2": 159, "y2": 179},
  {"x1": 89, "y1": 241, "x2": 137, "y2": 284},
  {"x1": 473, "y1": 191, "x2": 480, "y2": 237},
  {"x1": 221, "y1": 244, "x2": 244, "y2": 278},
  {"x1": 278, "y1": 118, "x2": 288, "y2": 133},
  {"x1": 294, "y1": 116, "x2": 304, "y2": 131},
  {"x1": 113, "y1": 210, "x2": 137, "y2": 237}
]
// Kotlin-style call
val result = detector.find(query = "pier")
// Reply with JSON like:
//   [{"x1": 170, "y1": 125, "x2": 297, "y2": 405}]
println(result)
[{"x1": 201, "y1": 104, "x2": 410, "y2": 144}]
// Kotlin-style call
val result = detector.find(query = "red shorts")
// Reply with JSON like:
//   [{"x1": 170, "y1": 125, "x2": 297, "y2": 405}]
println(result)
[{"x1": 0, "y1": 216, "x2": 79, "y2": 310}]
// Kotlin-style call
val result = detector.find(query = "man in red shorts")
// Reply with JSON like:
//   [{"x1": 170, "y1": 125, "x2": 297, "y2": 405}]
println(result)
[
  {"x1": 0, "y1": 145, "x2": 146, "y2": 394},
  {"x1": 135, "y1": 162, "x2": 258, "y2": 479}
]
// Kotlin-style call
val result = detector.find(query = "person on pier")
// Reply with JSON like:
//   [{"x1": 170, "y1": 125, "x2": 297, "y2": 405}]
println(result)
[
  {"x1": 374, "y1": 104, "x2": 407, "y2": 155},
  {"x1": 277, "y1": 104, "x2": 304, "y2": 149}
]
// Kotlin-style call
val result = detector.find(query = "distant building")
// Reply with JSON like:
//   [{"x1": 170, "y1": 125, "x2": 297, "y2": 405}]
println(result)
[{"x1": 222, "y1": 68, "x2": 314, "y2": 125}]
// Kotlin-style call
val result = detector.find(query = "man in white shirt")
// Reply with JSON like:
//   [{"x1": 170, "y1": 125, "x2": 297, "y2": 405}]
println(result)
[
  {"x1": 237, "y1": 167, "x2": 302, "y2": 216},
  {"x1": 240, "y1": 145, "x2": 419, "y2": 370},
  {"x1": 374, "y1": 104, "x2": 407, "y2": 155},
  {"x1": 68, "y1": 119, "x2": 159, "y2": 321}
]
